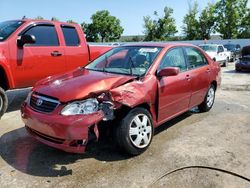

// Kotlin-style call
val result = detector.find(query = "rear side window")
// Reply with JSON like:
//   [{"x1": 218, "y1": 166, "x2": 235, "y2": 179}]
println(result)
[
  {"x1": 185, "y1": 47, "x2": 208, "y2": 69},
  {"x1": 24, "y1": 25, "x2": 59, "y2": 46},
  {"x1": 159, "y1": 47, "x2": 187, "y2": 72},
  {"x1": 61, "y1": 26, "x2": 80, "y2": 46}
]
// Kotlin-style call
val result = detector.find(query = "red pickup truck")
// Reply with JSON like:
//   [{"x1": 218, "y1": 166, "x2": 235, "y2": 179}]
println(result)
[{"x1": 0, "y1": 19, "x2": 111, "y2": 118}]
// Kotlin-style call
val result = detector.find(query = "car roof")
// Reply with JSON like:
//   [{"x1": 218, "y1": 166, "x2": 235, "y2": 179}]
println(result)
[
  {"x1": 123, "y1": 42, "x2": 197, "y2": 48},
  {"x1": 8, "y1": 19, "x2": 78, "y2": 27},
  {"x1": 224, "y1": 43, "x2": 237, "y2": 45}
]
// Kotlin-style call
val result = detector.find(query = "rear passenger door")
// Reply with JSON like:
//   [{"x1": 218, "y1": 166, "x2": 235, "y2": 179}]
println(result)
[
  {"x1": 61, "y1": 25, "x2": 89, "y2": 70},
  {"x1": 184, "y1": 47, "x2": 211, "y2": 108},
  {"x1": 157, "y1": 47, "x2": 192, "y2": 123}
]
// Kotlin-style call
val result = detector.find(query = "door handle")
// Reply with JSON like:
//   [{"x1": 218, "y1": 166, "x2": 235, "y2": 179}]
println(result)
[
  {"x1": 51, "y1": 51, "x2": 62, "y2": 57},
  {"x1": 206, "y1": 68, "x2": 211, "y2": 73}
]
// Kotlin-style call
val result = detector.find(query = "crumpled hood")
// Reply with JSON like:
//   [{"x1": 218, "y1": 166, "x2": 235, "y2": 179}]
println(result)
[
  {"x1": 205, "y1": 52, "x2": 217, "y2": 58},
  {"x1": 34, "y1": 68, "x2": 135, "y2": 102}
]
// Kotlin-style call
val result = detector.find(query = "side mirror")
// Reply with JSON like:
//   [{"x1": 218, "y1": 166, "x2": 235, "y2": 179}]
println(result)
[
  {"x1": 17, "y1": 34, "x2": 36, "y2": 47},
  {"x1": 157, "y1": 67, "x2": 180, "y2": 77}
]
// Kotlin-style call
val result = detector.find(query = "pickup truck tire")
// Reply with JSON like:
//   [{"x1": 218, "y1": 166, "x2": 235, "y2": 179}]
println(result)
[
  {"x1": 198, "y1": 85, "x2": 215, "y2": 112},
  {"x1": 115, "y1": 107, "x2": 154, "y2": 155},
  {"x1": 223, "y1": 60, "x2": 228, "y2": 67},
  {"x1": 0, "y1": 87, "x2": 8, "y2": 119}
]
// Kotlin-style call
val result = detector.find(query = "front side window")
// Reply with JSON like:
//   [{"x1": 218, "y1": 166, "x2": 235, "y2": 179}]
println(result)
[
  {"x1": 218, "y1": 46, "x2": 224, "y2": 53},
  {"x1": 185, "y1": 47, "x2": 208, "y2": 69},
  {"x1": 86, "y1": 46, "x2": 162, "y2": 76},
  {"x1": 24, "y1": 25, "x2": 59, "y2": 46},
  {"x1": 158, "y1": 47, "x2": 187, "y2": 72},
  {"x1": 0, "y1": 20, "x2": 24, "y2": 41},
  {"x1": 61, "y1": 26, "x2": 80, "y2": 46}
]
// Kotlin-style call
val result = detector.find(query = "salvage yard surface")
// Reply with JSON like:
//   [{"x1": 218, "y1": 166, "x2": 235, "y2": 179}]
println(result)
[{"x1": 0, "y1": 63, "x2": 250, "y2": 188}]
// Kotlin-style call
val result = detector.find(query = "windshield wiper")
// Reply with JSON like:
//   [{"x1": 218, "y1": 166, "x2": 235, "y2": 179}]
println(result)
[
  {"x1": 103, "y1": 54, "x2": 109, "y2": 73},
  {"x1": 128, "y1": 56, "x2": 136, "y2": 76}
]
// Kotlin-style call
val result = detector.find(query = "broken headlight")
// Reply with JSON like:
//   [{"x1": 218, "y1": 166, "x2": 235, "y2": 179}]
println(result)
[{"x1": 61, "y1": 98, "x2": 99, "y2": 116}]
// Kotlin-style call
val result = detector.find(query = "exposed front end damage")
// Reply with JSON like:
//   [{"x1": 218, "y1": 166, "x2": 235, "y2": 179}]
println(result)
[
  {"x1": 21, "y1": 102, "x2": 105, "y2": 153},
  {"x1": 21, "y1": 75, "x2": 158, "y2": 154}
]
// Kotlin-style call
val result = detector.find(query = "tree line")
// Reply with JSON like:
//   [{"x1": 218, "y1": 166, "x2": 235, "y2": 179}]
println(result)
[{"x1": 29, "y1": 0, "x2": 250, "y2": 42}]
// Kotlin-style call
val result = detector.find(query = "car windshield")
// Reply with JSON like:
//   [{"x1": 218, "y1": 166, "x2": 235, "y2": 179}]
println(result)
[
  {"x1": 0, "y1": 20, "x2": 24, "y2": 41},
  {"x1": 241, "y1": 46, "x2": 250, "y2": 57},
  {"x1": 224, "y1": 44, "x2": 236, "y2": 51},
  {"x1": 200, "y1": 45, "x2": 217, "y2": 52},
  {"x1": 85, "y1": 46, "x2": 162, "y2": 76}
]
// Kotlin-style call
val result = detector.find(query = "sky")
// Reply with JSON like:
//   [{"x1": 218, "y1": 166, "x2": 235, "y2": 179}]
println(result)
[{"x1": 0, "y1": 0, "x2": 248, "y2": 36}]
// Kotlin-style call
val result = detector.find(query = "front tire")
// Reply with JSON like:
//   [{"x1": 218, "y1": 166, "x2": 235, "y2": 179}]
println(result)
[
  {"x1": 223, "y1": 58, "x2": 228, "y2": 67},
  {"x1": 115, "y1": 107, "x2": 154, "y2": 155},
  {"x1": 198, "y1": 85, "x2": 215, "y2": 112},
  {"x1": 236, "y1": 67, "x2": 241, "y2": 72},
  {"x1": 0, "y1": 87, "x2": 8, "y2": 119}
]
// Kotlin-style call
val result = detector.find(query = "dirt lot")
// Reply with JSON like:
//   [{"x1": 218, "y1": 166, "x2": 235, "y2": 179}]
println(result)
[{"x1": 0, "y1": 63, "x2": 249, "y2": 188}]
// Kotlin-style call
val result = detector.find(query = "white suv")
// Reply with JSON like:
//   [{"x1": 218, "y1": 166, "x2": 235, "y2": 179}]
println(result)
[{"x1": 199, "y1": 44, "x2": 229, "y2": 67}]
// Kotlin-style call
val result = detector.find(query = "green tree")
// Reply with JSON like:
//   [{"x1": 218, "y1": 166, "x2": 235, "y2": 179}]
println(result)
[
  {"x1": 182, "y1": 1, "x2": 200, "y2": 40},
  {"x1": 237, "y1": 7, "x2": 250, "y2": 38},
  {"x1": 82, "y1": 10, "x2": 124, "y2": 42},
  {"x1": 67, "y1": 20, "x2": 77, "y2": 24},
  {"x1": 143, "y1": 7, "x2": 177, "y2": 41},
  {"x1": 215, "y1": 0, "x2": 249, "y2": 39},
  {"x1": 199, "y1": 3, "x2": 216, "y2": 40},
  {"x1": 51, "y1": 17, "x2": 59, "y2": 21},
  {"x1": 81, "y1": 22, "x2": 99, "y2": 42},
  {"x1": 35, "y1": 16, "x2": 44, "y2": 20}
]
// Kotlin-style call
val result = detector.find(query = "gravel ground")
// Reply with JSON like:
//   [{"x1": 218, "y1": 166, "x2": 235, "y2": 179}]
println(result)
[{"x1": 0, "y1": 62, "x2": 249, "y2": 188}]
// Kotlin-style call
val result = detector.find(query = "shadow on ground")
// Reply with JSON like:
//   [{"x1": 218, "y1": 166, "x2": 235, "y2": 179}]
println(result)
[
  {"x1": 0, "y1": 111, "x2": 193, "y2": 178},
  {"x1": 6, "y1": 88, "x2": 31, "y2": 112}
]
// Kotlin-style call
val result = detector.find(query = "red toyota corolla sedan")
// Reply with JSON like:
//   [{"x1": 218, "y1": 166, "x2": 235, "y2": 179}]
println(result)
[{"x1": 21, "y1": 43, "x2": 221, "y2": 155}]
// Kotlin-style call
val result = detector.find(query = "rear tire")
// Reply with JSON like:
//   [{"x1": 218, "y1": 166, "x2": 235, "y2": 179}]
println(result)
[
  {"x1": 198, "y1": 85, "x2": 215, "y2": 112},
  {"x1": 115, "y1": 107, "x2": 154, "y2": 155},
  {"x1": 0, "y1": 87, "x2": 8, "y2": 119}
]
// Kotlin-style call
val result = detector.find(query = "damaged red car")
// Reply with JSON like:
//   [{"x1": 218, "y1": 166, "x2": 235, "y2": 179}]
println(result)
[{"x1": 21, "y1": 43, "x2": 221, "y2": 155}]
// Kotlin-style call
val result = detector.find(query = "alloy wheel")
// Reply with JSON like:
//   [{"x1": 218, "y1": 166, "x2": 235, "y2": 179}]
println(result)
[
  {"x1": 129, "y1": 114, "x2": 152, "y2": 149},
  {"x1": 0, "y1": 95, "x2": 3, "y2": 112},
  {"x1": 206, "y1": 87, "x2": 215, "y2": 108}
]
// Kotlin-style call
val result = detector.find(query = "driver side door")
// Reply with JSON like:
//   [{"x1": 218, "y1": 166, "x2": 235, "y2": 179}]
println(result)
[{"x1": 9, "y1": 23, "x2": 66, "y2": 88}]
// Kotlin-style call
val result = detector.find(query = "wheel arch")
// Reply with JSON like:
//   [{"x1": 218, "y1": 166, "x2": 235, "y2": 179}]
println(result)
[
  {"x1": 0, "y1": 65, "x2": 10, "y2": 90},
  {"x1": 115, "y1": 102, "x2": 157, "y2": 125},
  {"x1": 210, "y1": 80, "x2": 217, "y2": 91}
]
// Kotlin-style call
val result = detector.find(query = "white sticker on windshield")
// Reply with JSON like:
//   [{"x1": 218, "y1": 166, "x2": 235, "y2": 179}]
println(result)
[{"x1": 139, "y1": 48, "x2": 158, "y2": 53}]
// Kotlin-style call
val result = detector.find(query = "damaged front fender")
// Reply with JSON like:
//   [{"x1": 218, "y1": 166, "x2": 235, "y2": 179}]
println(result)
[{"x1": 109, "y1": 75, "x2": 158, "y2": 125}]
